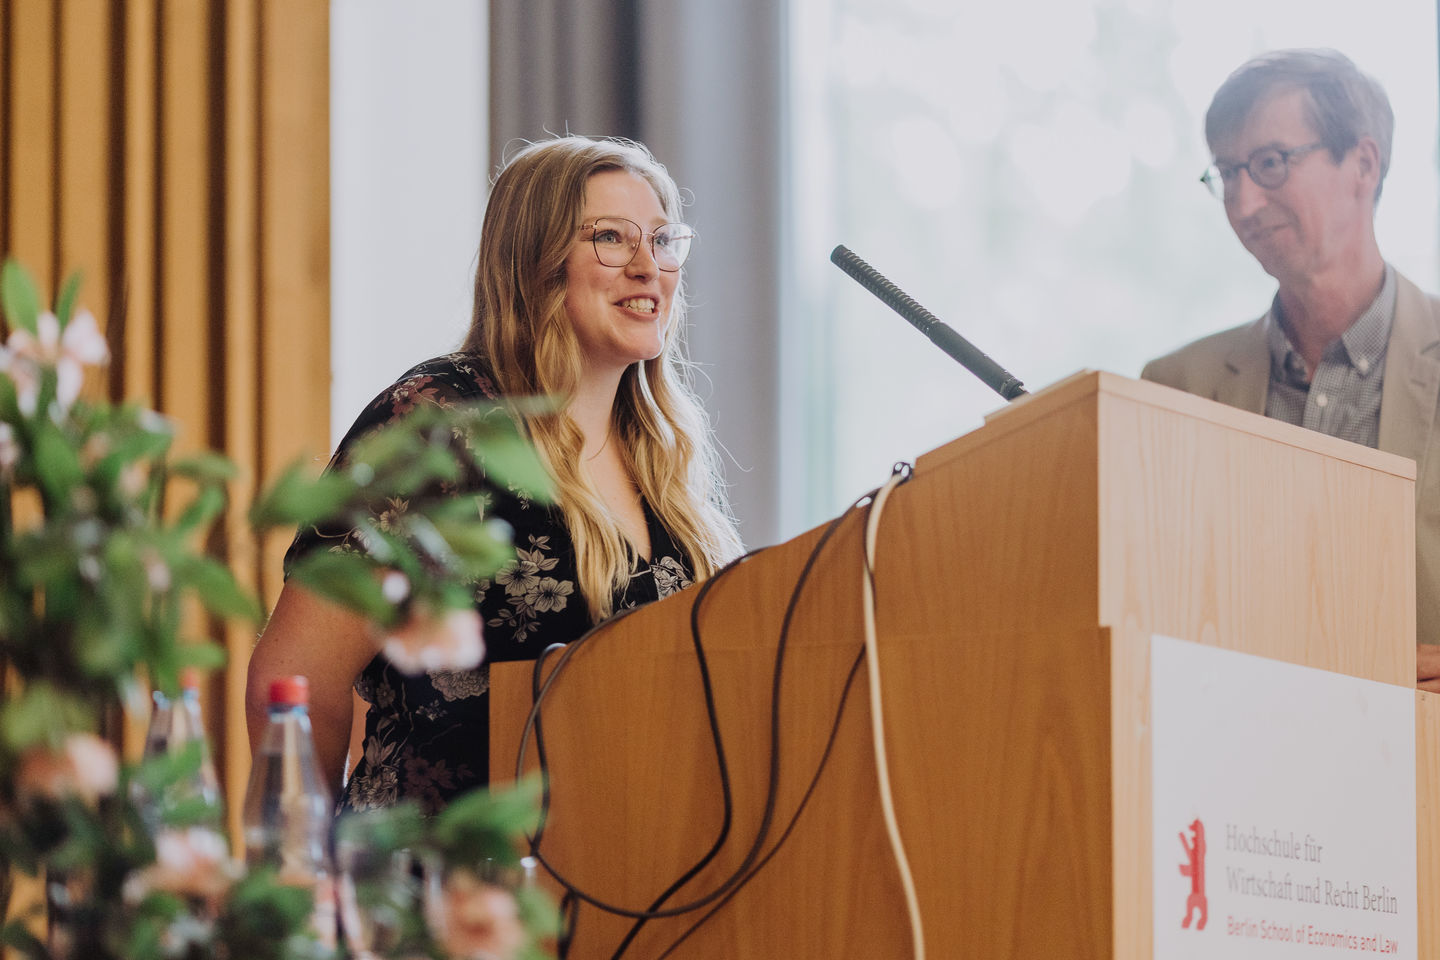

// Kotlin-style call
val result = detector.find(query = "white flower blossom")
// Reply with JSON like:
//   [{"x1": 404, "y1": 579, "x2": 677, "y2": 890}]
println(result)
[
  {"x1": 119, "y1": 462, "x2": 147, "y2": 497},
  {"x1": 78, "y1": 555, "x2": 102, "y2": 582},
  {"x1": 381, "y1": 570, "x2": 410, "y2": 604},
  {"x1": 143, "y1": 550, "x2": 171, "y2": 591},
  {"x1": 4, "y1": 309, "x2": 109, "y2": 415},
  {"x1": 0, "y1": 423, "x2": 18, "y2": 473},
  {"x1": 123, "y1": 826, "x2": 238, "y2": 904},
  {"x1": 381, "y1": 607, "x2": 485, "y2": 675},
  {"x1": 16, "y1": 732, "x2": 118, "y2": 805},
  {"x1": 434, "y1": 870, "x2": 527, "y2": 960}
]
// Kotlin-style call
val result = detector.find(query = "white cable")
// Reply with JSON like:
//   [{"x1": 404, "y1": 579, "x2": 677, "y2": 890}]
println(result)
[{"x1": 862, "y1": 466, "x2": 925, "y2": 960}]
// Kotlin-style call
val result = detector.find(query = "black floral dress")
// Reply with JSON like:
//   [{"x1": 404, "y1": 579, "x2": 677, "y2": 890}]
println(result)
[{"x1": 285, "y1": 354, "x2": 695, "y2": 814}]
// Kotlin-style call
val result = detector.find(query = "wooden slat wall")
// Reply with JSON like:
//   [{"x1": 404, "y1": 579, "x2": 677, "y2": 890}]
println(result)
[
  {"x1": 0, "y1": 0, "x2": 331, "y2": 852},
  {"x1": 57, "y1": 2, "x2": 109, "y2": 331},
  {"x1": 121, "y1": 0, "x2": 156, "y2": 402},
  {"x1": 221, "y1": 0, "x2": 263, "y2": 855},
  {"x1": 8, "y1": 0, "x2": 53, "y2": 286}
]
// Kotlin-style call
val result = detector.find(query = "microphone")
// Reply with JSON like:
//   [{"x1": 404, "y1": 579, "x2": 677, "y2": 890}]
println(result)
[{"x1": 830, "y1": 245, "x2": 1027, "y2": 401}]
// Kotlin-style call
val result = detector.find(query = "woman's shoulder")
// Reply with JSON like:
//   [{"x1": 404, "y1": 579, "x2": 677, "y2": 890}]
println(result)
[
  {"x1": 373, "y1": 353, "x2": 503, "y2": 413},
  {"x1": 341, "y1": 353, "x2": 504, "y2": 441}
]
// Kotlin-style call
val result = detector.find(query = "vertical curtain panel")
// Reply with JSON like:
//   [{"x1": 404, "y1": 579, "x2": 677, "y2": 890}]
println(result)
[{"x1": 0, "y1": 0, "x2": 331, "y2": 848}]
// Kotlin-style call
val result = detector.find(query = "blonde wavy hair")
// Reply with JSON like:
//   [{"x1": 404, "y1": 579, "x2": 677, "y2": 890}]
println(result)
[{"x1": 462, "y1": 136, "x2": 742, "y2": 621}]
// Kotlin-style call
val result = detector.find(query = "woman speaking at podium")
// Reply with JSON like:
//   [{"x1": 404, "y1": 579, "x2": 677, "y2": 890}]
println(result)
[{"x1": 246, "y1": 136, "x2": 742, "y2": 813}]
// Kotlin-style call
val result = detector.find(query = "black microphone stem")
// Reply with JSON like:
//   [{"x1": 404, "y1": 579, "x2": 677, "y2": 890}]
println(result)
[{"x1": 830, "y1": 245, "x2": 1027, "y2": 401}]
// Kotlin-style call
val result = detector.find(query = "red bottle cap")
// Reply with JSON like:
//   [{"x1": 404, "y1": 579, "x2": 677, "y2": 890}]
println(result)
[
  {"x1": 180, "y1": 667, "x2": 203, "y2": 691},
  {"x1": 268, "y1": 675, "x2": 309, "y2": 707}
]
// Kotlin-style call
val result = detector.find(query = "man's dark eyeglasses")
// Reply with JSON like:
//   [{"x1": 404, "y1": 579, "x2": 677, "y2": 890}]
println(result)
[{"x1": 1199, "y1": 141, "x2": 1327, "y2": 199}]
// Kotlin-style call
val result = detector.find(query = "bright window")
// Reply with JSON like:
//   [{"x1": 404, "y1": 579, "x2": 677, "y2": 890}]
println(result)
[{"x1": 787, "y1": 0, "x2": 1439, "y2": 528}]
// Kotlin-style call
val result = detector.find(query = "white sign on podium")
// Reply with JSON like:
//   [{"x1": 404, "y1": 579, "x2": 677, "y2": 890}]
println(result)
[{"x1": 1151, "y1": 635, "x2": 1416, "y2": 959}]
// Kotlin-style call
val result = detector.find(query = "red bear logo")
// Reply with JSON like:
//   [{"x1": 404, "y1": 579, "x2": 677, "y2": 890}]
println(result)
[{"x1": 1179, "y1": 818, "x2": 1208, "y2": 930}]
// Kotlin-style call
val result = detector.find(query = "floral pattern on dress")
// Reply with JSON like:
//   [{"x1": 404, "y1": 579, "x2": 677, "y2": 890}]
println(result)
[
  {"x1": 375, "y1": 496, "x2": 409, "y2": 532},
  {"x1": 402, "y1": 755, "x2": 472, "y2": 811},
  {"x1": 431, "y1": 666, "x2": 488, "y2": 702},
  {"x1": 286, "y1": 355, "x2": 697, "y2": 815},
  {"x1": 652, "y1": 556, "x2": 692, "y2": 599},
  {"x1": 347, "y1": 730, "x2": 402, "y2": 811},
  {"x1": 487, "y1": 535, "x2": 575, "y2": 642},
  {"x1": 386, "y1": 374, "x2": 443, "y2": 417}
]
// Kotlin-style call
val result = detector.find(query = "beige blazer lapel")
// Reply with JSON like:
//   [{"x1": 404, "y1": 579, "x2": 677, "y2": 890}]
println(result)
[
  {"x1": 1214, "y1": 316, "x2": 1270, "y2": 414},
  {"x1": 1377, "y1": 274, "x2": 1440, "y2": 468}
]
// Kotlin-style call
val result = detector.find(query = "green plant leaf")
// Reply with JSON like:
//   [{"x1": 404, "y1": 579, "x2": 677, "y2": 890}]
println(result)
[
  {"x1": 0, "y1": 918, "x2": 48, "y2": 960},
  {"x1": 432, "y1": 778, "x2": 542, "y2": 866},
  {"x1": 159, "y1": 794, "x2": 224, "y2": 829},
  {"x1": 348, "y1": 519, "x2": 399, "y2": 566},
  {"x1": 172, "y1": 484, "x2": 226, "y2": 536},
  {"x1": 517, "y1": 883, "x2": 562, "y2": 942},
  {"x1": 477, "y1": 433, "x2": 554, "y2": 501},
  {"x1": 335, "y1": 801, "x2": 427, "y2": 856},
  {"x1": 247, "y1": 461, "x2": 356, "y2": 528},
  {"x1": 0, "y1": 371, "x2": 19, "y2": 420},
  {"x1": 348, "y1": 424, "x2": 424, "y2": 473},
  {"x1": 287, "y1": 551, "x2": 393, "y2": 622},
  {"x1": 120, "y1": 908, "x2": 180, "y2": 960},
  {"x1": 0, "y1": 684, "x2": 94, "y2": 750},
  {"x1": 0, "y1": 259, "x2": 40, "y2": 334},
  {"x1": 177, "y1": 555, "x2": 263, "y2": 622},
  {"x1": 176, "y1": 641, "x2": 227, "y2": 673},
  {"x1": 75, "y1": 608, "x2": 140, "y2": 677},
  {"x1": 0, "y1": 591, "x2": 32, "y2": 652},
  {"x1": 128, "y1": 741, "x2": 205, "y2": 806},
  {"x1": 13, "y1": 531, "x2": 80, "y2": 592},
  {"x1": 111, "y1": 425, "x2": 175, "y2": 463},
  {"x1": 53, "y1": 271, "x2": 83, "y2": 327},
  {"x1": 434, "y1": 521, "x2": 514, "y2": 577},
  {"x1": 168, "y1": 451, "x2": 239, "y2": 483},
  {"x1": 46, "y1": 801, "x2": 111, "y2": 871},
  {"x1": 377, "y1": 447, "x2": 461, "y2": 497},
  {"x1": 215, "y1": 868, "x2": 322, "y2": 960},
  {"x1": 32, "y1": 423, "x2": 85, "y2": 505},
  {"x1": 402, "y1": 515, "x2": 458, "y2": 569}
]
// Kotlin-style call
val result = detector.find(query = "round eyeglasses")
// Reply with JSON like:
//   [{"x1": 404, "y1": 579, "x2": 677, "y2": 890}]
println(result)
[
  {"x1": 579, "y1": 218, "x2": 695, "y2": 272},
  {"x1": 1199, "y1": 141, "x2": 1327, "y2": 200}
]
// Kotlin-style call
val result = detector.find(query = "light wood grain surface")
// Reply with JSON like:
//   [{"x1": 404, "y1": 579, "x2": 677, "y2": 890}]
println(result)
[{"x1": 494, "y1": 372, "x2": 1435, "y2": 959}]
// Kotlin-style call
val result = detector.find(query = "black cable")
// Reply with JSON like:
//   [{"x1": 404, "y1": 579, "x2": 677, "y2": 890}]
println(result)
[
  {"x1": 518, "y1": 500, "x2": 859, "y2": 923},
  {"x1": 609, "y1": 505, "x2": 862, "y2": 957},
  {"x1": 606, "y1": 547, "x2": 769, "y2": 958},
  {"x1": 556, "y1": 890, "x2": 579, "y2": 960},
  {"x1": 501, "y1": 616, "x2": 664, "y2": 957},
  {"x1": 655, "y1": 473, "x2": 908, "y2": 955},
  {"x1": 656, "y1": 646, "x2": 868, "y2": 958},
  {"x1": 528, "y1": 643, "x2": 576, "y2": 958},
  {"x1": 515, "y1": 550, "x2": 756, "y2": 919},
  {"x1": 514, "y1": 484, "x2": 895, "y2": 950},
  {"x1": 529, "y1": 642, "x2": 567, "y2": 852}
]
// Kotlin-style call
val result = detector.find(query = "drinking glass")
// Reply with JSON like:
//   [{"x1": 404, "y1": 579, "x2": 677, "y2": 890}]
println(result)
[{"x1": 337, "y1": 841, "x2": 417, "y2": 959}]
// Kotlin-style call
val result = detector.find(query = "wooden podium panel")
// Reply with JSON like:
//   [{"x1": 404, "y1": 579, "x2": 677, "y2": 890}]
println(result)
[{"x1": 492, "y1": 372, "x2": 1435, "y2": 959}]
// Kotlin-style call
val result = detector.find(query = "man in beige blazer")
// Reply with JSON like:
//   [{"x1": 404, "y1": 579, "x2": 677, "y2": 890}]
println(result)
[{"x1": 1141, "y1": 48, "x2": 1440, "y2": 691}]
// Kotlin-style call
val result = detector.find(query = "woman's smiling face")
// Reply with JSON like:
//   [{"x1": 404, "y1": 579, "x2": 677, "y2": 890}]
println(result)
[{"x1": 562, "y1": 169, "x2": 680, "y2": 381}]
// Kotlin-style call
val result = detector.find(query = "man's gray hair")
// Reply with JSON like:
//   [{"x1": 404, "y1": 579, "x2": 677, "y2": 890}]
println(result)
[{"x1": 1206, "y1": 48, "x2": 1393, "y2": 203}]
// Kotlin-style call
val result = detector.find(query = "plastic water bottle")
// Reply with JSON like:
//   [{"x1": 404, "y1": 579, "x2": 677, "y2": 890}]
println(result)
[
  {"x1": 242, "y1": 675, "x2": 338, "y2": 949},
  {"x1": 132, "y1": 667, "x2": 223, "y2": 832}
]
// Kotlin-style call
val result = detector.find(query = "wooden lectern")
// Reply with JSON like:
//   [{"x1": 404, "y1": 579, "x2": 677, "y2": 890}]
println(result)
[{"x1": 491, "y1": 372, "x2": 1439, "y2": 959}]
